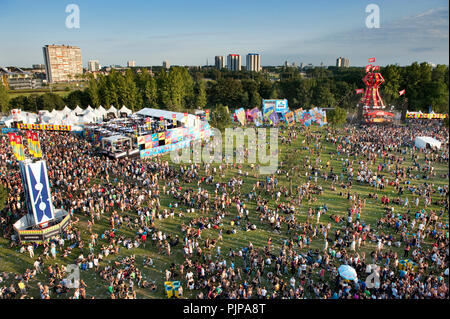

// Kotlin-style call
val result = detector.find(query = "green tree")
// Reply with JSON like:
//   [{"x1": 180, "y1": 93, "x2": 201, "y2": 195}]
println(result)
[
  {"x1": 194, "y1": 80, "x2": 207, "y2": 109},
  {"x1": 327, "y1": 106, "x2": 347, "y2": 127},
  {"x1": 0, "y1": 81, "x2": 9, "y2": 114},
  {"x1": 64, "y1": 90, "x2": 89, "y2": 108},
  {"x1": 210, "y1": 103, "x2": 231, "y2": 131},
  {"x1": 38, "y1": 93, "x2": 65, "y2": 110},
  {"x1": 157, "y1": 70, "x2": 171, "y2": 108},
  {"x1": 87, "y1": 75, "x2": 100, "y2": 107},
  {"x1": 381, "y1": 64, "x2": 402, "y2": 106},
  {"x1": 313, "y1": 84, "x2": 336, "y2": 108},
  {"x1": 137, "y1": 69, "x2": 158, "y2": 108},
  {"x1": 207, "y1": 78, "x2": 244, "y2": 108}
]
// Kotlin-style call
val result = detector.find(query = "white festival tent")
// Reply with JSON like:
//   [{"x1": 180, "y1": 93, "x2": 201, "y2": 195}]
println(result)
[
  {"x1": 97, "y1": 105, "x2": 107, "y2": 116},
  {"x1": 119, "y1": 105, "x2": 132, "y2": 116},
  {"x1": 414, "y1": 136, "x2": 442, "y2": 150},
  {"x1": 78, "y1": 111, "x2": 97, "y2": 124},
  {"x1": 134, "y1": 108, "x2": 198, "y2": 128},
  {"x1": 62, "y1": 112, "x2": 81, "y2": 125},
  {"x1": 61, "y1": 105, "x2": 72, "y2": 115},
  {"x1": 106, "y1": 105, "x2": 118, "y2": 116},
  {"x1": 92, "y1": 108, "x2": 104, "y2": 122},
  {"x1": 82, "y1": 105, "x2": 94, "y2": 115},
  {"x1": 73, "y1": 105, "x2": 84, "y2": 115}
]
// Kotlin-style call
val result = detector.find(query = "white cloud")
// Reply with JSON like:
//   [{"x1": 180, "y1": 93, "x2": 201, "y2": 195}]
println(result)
[{"x1": 266, "y1": 6, "x2": 449, "y2": 66}]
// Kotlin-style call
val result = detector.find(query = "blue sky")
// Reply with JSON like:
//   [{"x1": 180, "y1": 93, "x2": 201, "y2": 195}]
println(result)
[{"x1": 0, "y1": 0, "x2": 448, "y2": 67}]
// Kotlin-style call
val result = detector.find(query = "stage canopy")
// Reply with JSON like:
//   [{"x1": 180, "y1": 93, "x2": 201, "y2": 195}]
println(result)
[
  {"x1": 134, "y1": 108, "x2": 198, "y2": 127},
  {"x1": 414, "y1": 136, "x2": 442, "y2": 150}
]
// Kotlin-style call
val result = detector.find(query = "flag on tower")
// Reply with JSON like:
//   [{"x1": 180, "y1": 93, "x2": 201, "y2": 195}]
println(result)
[{"x1": 368, "y1": 58, "x2": 376, "y2": 63}]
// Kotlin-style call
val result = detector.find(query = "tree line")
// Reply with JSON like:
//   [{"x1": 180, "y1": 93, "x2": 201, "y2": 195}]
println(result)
[{"x1": 1, "y1": 62, "x2": 448, "y2": 116}]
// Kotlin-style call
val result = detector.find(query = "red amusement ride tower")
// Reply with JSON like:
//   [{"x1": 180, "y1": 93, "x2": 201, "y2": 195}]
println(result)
[
  {"x1": 361, "y1": 71, "x2": 385, "y2": 109},
  {"x1": 359, "y1": 59, "x2": 394, "y2": 123}
]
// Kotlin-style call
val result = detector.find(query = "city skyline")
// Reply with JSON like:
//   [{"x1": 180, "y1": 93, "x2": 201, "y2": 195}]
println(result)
[{"x1": 0, "y1": 0, "x2": 448, "y2": 68}]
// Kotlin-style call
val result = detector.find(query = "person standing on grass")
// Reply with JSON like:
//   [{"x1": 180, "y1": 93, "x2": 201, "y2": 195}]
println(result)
[{"x1": 50, "y1": 242, "x2": 56, "y2": 259}]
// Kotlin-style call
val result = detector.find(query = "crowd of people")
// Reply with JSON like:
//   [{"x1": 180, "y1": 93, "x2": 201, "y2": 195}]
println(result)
[{"x1": 0, "y1": 118, "x2": 448, "y2": 299}]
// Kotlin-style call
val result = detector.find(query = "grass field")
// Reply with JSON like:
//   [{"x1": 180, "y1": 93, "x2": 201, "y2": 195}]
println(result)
[
  {"x1": 0, "y1": 125, "x2": 448, "y2": 299},
  {"x1": 7, "y1": 90, "x2": 71, "y2": 99}
]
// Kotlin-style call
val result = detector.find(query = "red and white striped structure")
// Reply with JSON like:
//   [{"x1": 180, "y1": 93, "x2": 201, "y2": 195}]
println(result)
[{"x1": 361, "y1": 71, "x2": 385, "y2": 109}]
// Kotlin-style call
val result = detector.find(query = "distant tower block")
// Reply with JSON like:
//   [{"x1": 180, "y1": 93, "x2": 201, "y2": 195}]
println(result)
[{"x1": 361, "y1": 72, "x2": 385, "y2": 109}]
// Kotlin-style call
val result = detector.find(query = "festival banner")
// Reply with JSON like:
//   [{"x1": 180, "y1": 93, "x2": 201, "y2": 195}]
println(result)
[
  {"x1": 26, "y1": 131, "x2": 34, "y2": 156},
  {"x1": 165, "y1": 131, "x2": 172, "y2": 144},
  {"x1": 158, "y1": 132, "x2": 165, "y2": 140},
  {"x1": 8, "y1": 133, "x2": 18, "y2": 160},
  {"x1": 294, "y1": 108, "x2": 303, "y2": 122},
  {"x1": 17, "y1": 123, "x2": 71, "y2": 131},
  {"x1": 137, "y1": 136, "x2": 145, "y2": 145},
  {"x1": 15, "y1": 134, "x2": 26, "y2": 161},
  {"x1": 145, "y1": 142, "x2": 153, "y2": 149},
  {"x1": 152, "y1": 133, "x2": 158, "y2": 142},
  {"x1": 146, "y1": 117, "x2": 151, "y2": 130},
  {"x1": 268, "y1": 111, "x2": 279, "y2": 125},
  {"x1": 285, "y1": 111, "x2": 295, "y2": 127},
  {"x1": 254, "y1": 111, "x2": 263, "y2": 127},
  {"x1": 31, "y1": 132, "x2": 42, "y2": 158},
  {"x1": 205, "y1": 109, "x2": 210, "y2": 121},
  {"x1": 172, "y1": 114, "x2": 177, "y2": 126},
  {"x1": 406, "y1": 111, "x2": 447, "y2": 119}
]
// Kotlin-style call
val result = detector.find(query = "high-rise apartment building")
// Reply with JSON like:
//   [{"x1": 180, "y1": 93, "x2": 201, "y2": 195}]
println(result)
[
  {"x1": 42, "y1": 45, "x2": 82, "y2": 83},
  {"x1": 215, "y1": 56, "x2": 225, "y2": 70},
  {"x1": 163, "y1": 60, "x2": 170, "y2": 69},
  {"x1": 336, "y1": 57, "x2": 350, "y2": 68},
  {"x1": 246, "y1": 53, "x2": 261, "y2": 72},
  {"x1": 227, "y1": 54, "x2": 241, "y2": 71},
  {"x1": 88, "y1": 60, "x2": 100, "y2": 72},
  {"x1": 127, "y1": 60, "x2": 136, "y2": 67}
]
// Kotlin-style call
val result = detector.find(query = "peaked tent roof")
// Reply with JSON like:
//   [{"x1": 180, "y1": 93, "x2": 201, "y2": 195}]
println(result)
[
  {"x1": 62, "y1": 105, "x2": 72, "y2": 114},
  {"x1": 119, "y1": 105, "x2": 132, "y2": 115},
  {"x1": 107, "y1": 105, "x2": 118, "y2": 114},
  {"x1": 73, "y1": 105, "x2": 84, "y2": 114},
  {"x1": 97, "y1": 105, "x2": 107, "y2": 115}
]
